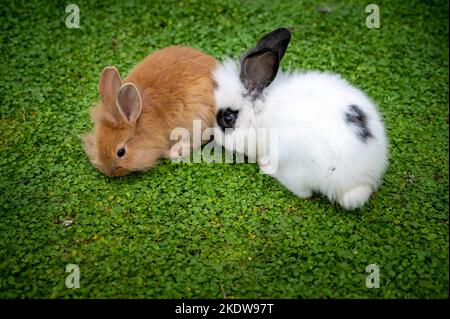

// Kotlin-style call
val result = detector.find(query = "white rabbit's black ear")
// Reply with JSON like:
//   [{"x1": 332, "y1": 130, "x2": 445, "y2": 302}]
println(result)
[
  {"x1": 240, "y1": 28, "x2": 291, "y2": 94},
  {"x1": 255, "y1": 28, "x2": 291, "y2": 61}
]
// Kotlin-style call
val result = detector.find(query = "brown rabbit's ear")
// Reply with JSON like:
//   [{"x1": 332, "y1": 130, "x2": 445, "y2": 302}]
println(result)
[
  {"x1": 99, "y1": 66, "x2": 122, "y2": 111},
  {"x1": 116, "y1": 83, "x2": 142, "y2": 123}
]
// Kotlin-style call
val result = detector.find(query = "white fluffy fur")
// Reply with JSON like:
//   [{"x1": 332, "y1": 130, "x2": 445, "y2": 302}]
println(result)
[{"x1": 213, "y1": 60, "x2": 388, "y2": 209}]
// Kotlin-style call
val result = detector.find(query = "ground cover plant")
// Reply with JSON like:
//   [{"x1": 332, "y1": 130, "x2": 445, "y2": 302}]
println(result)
[{"x1": 0, "y1": 0, "x2": 448, "y2": 298}]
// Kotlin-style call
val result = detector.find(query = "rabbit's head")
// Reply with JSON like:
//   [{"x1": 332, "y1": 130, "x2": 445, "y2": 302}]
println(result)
[
  {"x1": 83, "y1": 67, "x2": 162, "y2": 176},
  {"x1": 213, "y1": 28, "x2": 291, "y2": 156}
]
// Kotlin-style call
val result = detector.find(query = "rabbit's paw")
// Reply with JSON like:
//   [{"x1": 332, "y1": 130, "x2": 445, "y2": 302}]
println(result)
[
  {"x1": 165, "y1": 142, "x2": 192, "y2": 160},
  {"x1": 338, "y1": 184, "x2": 372, "y2": 210},
  {"x1": 258, "y1": 157, "x2": 277, "y2": 175},
  {"x1": 293, "y1": 188, "x2": 313, "y2": 198}
]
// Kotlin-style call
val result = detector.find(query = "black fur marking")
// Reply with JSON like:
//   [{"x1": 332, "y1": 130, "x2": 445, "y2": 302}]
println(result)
[
  {"x1": 345, "y1": 104, "x2": 373, "y2": 142},
  {"x1": 217, "y1": 108, "x2": 239, "y2": 132},
  {"x1": 242, "y1": 90, "x2": 266, "y2": 103}
]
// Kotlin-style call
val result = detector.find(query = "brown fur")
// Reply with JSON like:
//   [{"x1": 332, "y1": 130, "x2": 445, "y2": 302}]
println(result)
[{"x1": 83, "y1": 46, "x2": 217, "y2": 176}]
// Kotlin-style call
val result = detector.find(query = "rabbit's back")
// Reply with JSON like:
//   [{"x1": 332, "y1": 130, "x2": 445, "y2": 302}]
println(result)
[
  {"x1": 265, "y1": 72, "x2": 382, "y2": 136},
  {"x1": 264, "y1": 70, "x2": 386, "y2": 152},
  {"x1": 261, "y1": 71, "x2": 388, "y2": 203},
  {"x1": 126, "y1": 46, "x2": 216, "y2": 97},
  {"x1": 124, "y1": 46, "x2": 217, "y2": 144}
]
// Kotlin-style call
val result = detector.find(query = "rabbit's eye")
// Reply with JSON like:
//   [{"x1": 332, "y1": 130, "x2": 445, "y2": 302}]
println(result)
[
  {"x1": 217, "y1": 108, "x2": 239, "y2": 131},
  {"x1": 117, "y1": 147, "x2": 126, "y2": 158}
]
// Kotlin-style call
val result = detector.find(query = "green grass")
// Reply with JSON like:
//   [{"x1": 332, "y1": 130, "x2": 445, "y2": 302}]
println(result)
[{"x1": 0, "y1": 0, "x2": 448, "y2": 298}]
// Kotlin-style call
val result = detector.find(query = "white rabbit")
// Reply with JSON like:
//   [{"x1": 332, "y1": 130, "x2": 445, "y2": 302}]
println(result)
[{"x1": 213, "y1": 28, "x2": 388, "y2": 210}]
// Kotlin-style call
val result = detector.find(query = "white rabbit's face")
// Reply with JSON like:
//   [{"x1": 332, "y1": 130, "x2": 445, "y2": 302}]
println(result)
[
  {"x1": 213, "y1": 60, "x2": 259, "y2": 156},
  {"x1": 213, "y1": 28, "x2": 291, "y2": 158}
]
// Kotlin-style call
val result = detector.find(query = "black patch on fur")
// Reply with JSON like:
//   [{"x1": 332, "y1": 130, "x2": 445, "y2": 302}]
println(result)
[
  {"x1": 345, "y1": 104, "x2": 373, "y2": 142},
  {"x1": 217, "y1": 108, "x2": 239, "y2": 132},
  {"x1": 242, "y1": 90, "x2": 265, "y2": 103}
]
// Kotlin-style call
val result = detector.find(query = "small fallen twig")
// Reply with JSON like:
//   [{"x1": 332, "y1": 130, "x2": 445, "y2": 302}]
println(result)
[{"x1": 220, "y1": 283, "x2": 227, "y2": 299}]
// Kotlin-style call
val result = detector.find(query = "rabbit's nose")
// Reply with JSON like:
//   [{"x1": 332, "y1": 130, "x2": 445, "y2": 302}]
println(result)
[{"x1": 111, "y1": 167, "x2": 128, "y2": 177}]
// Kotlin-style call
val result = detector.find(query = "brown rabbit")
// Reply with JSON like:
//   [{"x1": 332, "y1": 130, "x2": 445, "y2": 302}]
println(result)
[{"x1": 83, "y1": 46, "x2": 217, "y2": 176}]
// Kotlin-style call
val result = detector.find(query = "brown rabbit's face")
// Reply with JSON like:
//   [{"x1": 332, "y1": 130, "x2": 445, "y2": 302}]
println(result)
[
  {"x1": 85, "y1": 123, "x2": 163, "y2": 177},
  {"x1": 83, "y1": 66, "x2": 153, "y2": 177},
  {"x1": 84, "y1": 124, "x2": 133, "y2": 177}
]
